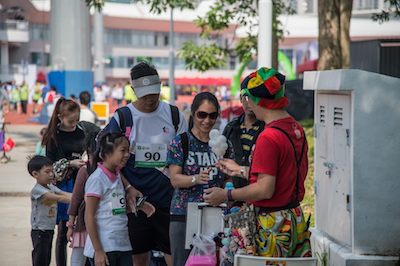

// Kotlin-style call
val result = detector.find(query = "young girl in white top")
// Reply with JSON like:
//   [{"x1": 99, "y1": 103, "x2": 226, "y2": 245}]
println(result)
[{"x1": 84, "y1": 133, "x2": 132, "y2": 266}]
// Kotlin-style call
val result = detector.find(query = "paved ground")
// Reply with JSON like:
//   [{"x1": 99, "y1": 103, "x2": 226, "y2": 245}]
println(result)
[{"x1": 0, "y1": 124, "x2": 70, "y2": 266}]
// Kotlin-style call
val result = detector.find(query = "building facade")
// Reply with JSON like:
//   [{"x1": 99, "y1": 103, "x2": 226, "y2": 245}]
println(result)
[{"x1": 1, "y1": 0, "x2": 399, "y2": 86}]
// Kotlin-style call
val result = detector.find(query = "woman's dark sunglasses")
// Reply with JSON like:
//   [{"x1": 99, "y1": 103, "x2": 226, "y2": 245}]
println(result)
[{"x1": 196, "y1": 111, "x2": 218, "y2": 120}]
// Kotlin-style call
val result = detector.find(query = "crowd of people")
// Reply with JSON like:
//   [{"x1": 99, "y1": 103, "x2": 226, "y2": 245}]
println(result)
[{"x1": 26, "y1": 61, "x2": 311, "y2": 266}]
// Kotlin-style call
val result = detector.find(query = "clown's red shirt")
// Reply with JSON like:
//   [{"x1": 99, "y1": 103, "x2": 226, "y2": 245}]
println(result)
[{"x1": 249, "y1": 117, "x2": 308, "y2": 208}]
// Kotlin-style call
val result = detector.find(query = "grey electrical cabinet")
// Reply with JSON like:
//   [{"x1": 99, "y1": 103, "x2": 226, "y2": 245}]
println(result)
[
  {"x1": 304, "y1": 69, "x2": 400, "y2": 264},
  {"x1": 314, "y1": 93, "x2": 352, "y2": 247}
]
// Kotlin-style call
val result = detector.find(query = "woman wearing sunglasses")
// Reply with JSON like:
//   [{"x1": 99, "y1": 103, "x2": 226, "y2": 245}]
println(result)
[{"x1": 167, "y1": 92, "x2": 233, "y2": 266}]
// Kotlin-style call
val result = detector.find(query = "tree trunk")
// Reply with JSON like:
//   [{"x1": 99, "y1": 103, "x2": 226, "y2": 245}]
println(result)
[
  {"x1": 318, "y1": 0, "x2": 342, "y2": 70},
  {"x1": 272, "y1": 30, "x2": 279, "y2": 69},
  {"x1": 271, "y1": 1, "x2": 279, "y2": 69},
  {"x1": 340, "y1": 0, "x2": 353, "y2": 69}
]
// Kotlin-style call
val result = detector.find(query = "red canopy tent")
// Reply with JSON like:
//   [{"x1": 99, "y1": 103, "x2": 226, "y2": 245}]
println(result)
[
  {"x1": 175, "y1": 77, "x2": 231, "y2": 86},
  {"x1": 296, "y1": 59, "x2": 318, "y2": 74}
]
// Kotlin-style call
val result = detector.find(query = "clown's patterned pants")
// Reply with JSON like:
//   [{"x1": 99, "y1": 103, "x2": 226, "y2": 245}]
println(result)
[{"x1": 256, "y1": 206, "x2": 312, "y2": 257}]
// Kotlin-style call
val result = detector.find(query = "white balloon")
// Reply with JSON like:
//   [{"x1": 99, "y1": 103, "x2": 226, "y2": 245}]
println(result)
[
  {"x1": 213, "y1": 148, "x2": 224, "y2": 157},
  {"x1": 209, "y1": 139, "x2": 217, "y2": 147},
  {"x1": 217, "y1": 135, "x2": 227, "y2": 144},
  {"x1": 209, "y1": 129, "x2": 220, "y2": 139},
  {"x1": 221, "y1": 142, "x2": 228, "y2": 150}
]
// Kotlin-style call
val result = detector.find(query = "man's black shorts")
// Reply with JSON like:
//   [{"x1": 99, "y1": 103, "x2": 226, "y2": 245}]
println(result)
[{"x1": 128, "y1": 207, "x2": 171, "y2": 255}]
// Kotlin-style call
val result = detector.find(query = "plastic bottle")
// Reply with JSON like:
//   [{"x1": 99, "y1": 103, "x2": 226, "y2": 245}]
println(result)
[{"x1": 224, "y1": 182, "x2": 234, "y2": 191}]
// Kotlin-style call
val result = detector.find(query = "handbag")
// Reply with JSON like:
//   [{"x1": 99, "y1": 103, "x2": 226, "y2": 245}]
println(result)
[{"x1": 221, "y1": 204, "x2": 257, "y2": 263}]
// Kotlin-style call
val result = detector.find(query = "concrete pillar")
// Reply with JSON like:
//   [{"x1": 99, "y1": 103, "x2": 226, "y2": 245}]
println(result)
[
  {"x1": 49, "y1": 0, "x2": 93, "y2": 97},
  {"x1": 1, "y1": 42, "x2": 9, "y2": 75},
  {"x1": 93, "y1": 10, "x2": 105, "y2": 83},
  {"x1": 50, "y1": 0, "x2": 91, "y2": 70}
]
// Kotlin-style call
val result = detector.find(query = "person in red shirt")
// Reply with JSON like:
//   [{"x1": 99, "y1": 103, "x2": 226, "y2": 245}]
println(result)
[{"x1": 204, "y1": 67, "x2": 311, "y2": 257}]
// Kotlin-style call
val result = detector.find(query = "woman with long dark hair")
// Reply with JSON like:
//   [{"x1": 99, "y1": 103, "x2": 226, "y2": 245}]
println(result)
[
  {"x1": 42, "y1": 98, "x2": 86, "y2": 266},
  {"x1": 167, "y1": 92, "x2": 233, "y2": 266}
]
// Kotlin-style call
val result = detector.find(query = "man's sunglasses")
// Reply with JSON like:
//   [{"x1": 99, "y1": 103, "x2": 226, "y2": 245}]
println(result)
[{"x1": 195, "y1": 111, "x2": 218, "y2": 120}]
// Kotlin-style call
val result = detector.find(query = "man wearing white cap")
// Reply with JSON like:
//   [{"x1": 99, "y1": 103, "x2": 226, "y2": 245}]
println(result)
[{"x1": 101, "y1": 62, "x2": 187, "y2": 266}]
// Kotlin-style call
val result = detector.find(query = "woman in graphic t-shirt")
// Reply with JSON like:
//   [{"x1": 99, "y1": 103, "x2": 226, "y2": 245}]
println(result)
[{"x1": 167, "y1": 92, "x2": 233, "y2": 266}]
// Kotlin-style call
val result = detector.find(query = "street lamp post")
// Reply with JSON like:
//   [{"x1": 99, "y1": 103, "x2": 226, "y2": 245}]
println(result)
[
  {"x1": 258, "y1": 0, "x2": 273, "y2": 68},
  {"x1": 168, "y1": 7, "x2": 175, "y2": 104}
]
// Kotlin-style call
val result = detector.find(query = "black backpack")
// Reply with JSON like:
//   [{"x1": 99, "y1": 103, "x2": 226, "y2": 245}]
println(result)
[
  {"x1": 96, "y1": 104, "x2": 180, "y2": 149},
  {"x1": 116, "y1": 104, "x2": 180, "y2": 136}
]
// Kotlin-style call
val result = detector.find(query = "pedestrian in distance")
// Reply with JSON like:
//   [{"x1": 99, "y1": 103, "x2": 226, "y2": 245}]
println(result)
[
  {"x1": 79, "y1": 91, "x2": 99, "y2": 124},
  {"x1": 19, "y1": 81, "x2": 29, "y2": 114},
  {"x1": 28, "y1": 155, "x2": 72, "y2": 266},
  {"x1": 35, "y1": 127, "x2": 47, "y2": 156}
]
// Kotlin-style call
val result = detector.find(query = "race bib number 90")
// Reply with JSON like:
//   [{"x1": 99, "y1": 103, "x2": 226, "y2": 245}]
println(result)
[
  {"x1": 111, "y1": 189, "x2": 126, "y2": 215},
  {"x1": 135, "y1": 143, "x2": 167, "y2": 168}
]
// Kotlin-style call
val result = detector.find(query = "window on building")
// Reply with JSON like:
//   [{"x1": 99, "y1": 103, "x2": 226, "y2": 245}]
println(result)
[
  {"x1": 164, "y1": 35, "x2": 169, "y2": 46},
  {"x1": 354, "y1": 0, "x2": 379, "y2": 10},
  {"x1": 30, "y1": 24, "x2": 49, "y2": 41},
  {"x1": 153, "y1": 57, "x2": 169, "y2": 69},
  {"x1": 30, "y1": 52, "x2": 50, "y2": 66},
  {"x1": 127, "y1": 57, "x2": 134, "y2": 67},
  {"x1": 121, "y1": 30, "x2": 132, "y2": 45},
  {"x1": 106, "y1": 56, "x2": 114, "y2": 68}
]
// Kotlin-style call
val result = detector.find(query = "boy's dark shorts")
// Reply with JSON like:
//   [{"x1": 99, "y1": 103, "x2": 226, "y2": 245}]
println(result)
[{"x1": 128, "y1": 207, "x2": 171, "y2": 255}]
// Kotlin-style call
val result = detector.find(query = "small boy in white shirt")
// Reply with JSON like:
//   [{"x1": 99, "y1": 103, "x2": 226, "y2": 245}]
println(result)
[{"x1": 28, "y1": 155, "x2": 71, "y2": 266}]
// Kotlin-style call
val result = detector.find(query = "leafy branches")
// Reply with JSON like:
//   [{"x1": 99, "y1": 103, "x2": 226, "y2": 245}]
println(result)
[
  {"x1": 178, "y1": 41, "x2": 228, "y2": 71},
  {"x1": 85, "y1": 0, "x2": 106, "y2": 11},
  {"x1": 84, "y1": 0, "x2": 296, "y2": 72},
  {"x1": 179, "y1": 0, "x2": 295, "y2": 71},
  {"x1": 85, "y1": 0, "x2": 195, "y2": 13},
  {"x1": 372, "y1": 0, "x2": 400, "y2": 23},
  {"x1": 142, "y1": 0, "x2": 195, "y2": 14}
]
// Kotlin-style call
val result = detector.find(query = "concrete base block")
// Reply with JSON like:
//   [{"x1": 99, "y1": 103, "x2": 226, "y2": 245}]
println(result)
[{"x1": 310, "y1": 228, "x2": 399, "y2": 266}]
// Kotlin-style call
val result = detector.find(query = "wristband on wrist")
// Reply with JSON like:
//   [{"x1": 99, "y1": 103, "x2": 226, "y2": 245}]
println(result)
[
  {"x1": 125, "y1": 184, "x2": 132, "y2": 191},
  {"x1": 227, "y1": 189, "x2": 234, "y2": 201},
  {"x1": 191, "y1": 175, "x2": 197, "y2": 185}
]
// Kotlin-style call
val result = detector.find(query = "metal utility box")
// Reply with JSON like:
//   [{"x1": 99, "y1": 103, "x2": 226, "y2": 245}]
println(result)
[{"x1": 304, "y1": 69, "x2": 400, "y2": 263}]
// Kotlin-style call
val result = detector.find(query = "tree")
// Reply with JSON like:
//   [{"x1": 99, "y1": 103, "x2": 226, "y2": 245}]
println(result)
[
  {"x1": 318, "y1": 0, "x2": 400, "y2": 70},
  {"x1": 85, "y1": 0, "x2": 294, "y2": 72},
  {"x1": 178, "y1": 0, "x2": 294, "y2": 72},
  {"x1": 317, "y1": 0, "x2": 352, "y2": 70},
  {"x1": 372, "y1": 0, "x2": 400, "y2": 23},
  {"x1": 85, "y1": 0, "x2": 194, "y2": 12}
]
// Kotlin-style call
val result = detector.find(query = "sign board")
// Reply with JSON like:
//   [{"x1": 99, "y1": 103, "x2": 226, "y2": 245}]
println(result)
[{"x1": 91, "y1": 102, "x2": 109, "y2": 125}]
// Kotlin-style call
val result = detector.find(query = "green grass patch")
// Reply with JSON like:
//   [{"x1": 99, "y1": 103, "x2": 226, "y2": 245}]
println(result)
[{"x1": 300, "y1": 119, "x2": 315, "y2": 227}]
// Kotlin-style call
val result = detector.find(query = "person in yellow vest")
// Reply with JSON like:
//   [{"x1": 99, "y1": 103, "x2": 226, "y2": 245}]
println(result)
[
  {"x1": 32, "y1": 81, "x2": 42, "y2": 114},
  {"x1": 124, "y1": 81, "x2": 137, "y2": 104},
  {"x1": 160, "y1": 85, "x2": 171, "y2": 103},
  {"x1": 19, "y1": 81, "x2": 29, "y2": 114},
  {"x1": 10, "y1": 82, "x2": 21, "y2": 113}
]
